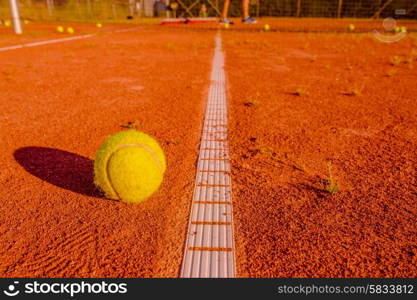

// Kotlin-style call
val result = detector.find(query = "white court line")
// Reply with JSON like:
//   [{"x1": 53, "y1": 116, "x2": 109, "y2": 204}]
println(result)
[
  {"x1": 112, "y1": 27, "x2": 141, "y2": 33},
  {"x1": 0, "y1": 27, "x2": 140, "y2": 52},
  {"x1": 0, "y1": 34, "x2": 94, "y2": 52},
  {"x1": 180, "y1": 32, "x2": 236, "y2": 278}
]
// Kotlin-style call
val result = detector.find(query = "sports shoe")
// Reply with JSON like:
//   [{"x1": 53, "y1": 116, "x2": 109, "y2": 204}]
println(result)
[
  {"x1": 242, "y1": 17, "x2": 257, "y2": 24},
  {"x1": 219, "y1": 19, "x2": 234, "y2": 25}
]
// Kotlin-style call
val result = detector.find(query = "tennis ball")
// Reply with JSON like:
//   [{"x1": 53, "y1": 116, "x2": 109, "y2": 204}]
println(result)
[
  {"x1": 56, "y1": 26, "x2": 64, "y2": 33},
  {"x1": 67, "y1": 27, "x2": 74, "y2": 34},
  {"x1": 224, "y1": 23, "x2": 230, "y2": 29},
  {"x1": 400, "y1": 26, "x2": 407, "y2": 33},
  {"x1": 347, "y1": 24, "x2": 355, "y2": 31},
  {"x1": 4, "y1": 20, "x2": 11, "y2": 27},
  {"x1": 23, "y1": 19, "x2": 30, "y2": 25},
  {"x1": 263, "y1": 24, "x2": 270, "y2": 31},
  {"x1": 94, "y1": 129, "x2": 166, "y2": 204},
  {"x1": 394, "y1": 26, "x2": 401, "y2": 33},
  {"x1": 96, "y1": 23, "x2": 102, "y2": 28}
]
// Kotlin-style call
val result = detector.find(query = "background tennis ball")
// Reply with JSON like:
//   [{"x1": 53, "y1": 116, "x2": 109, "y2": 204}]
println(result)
[
  {"x1": 23, "y1": 19, "x2": 30, "y2": 25},
  {"x1": 263, "y1": 24, "x2": 270, "y2": 31},
  {"x1": 394, "y1": 26, "x2": 401, "y2": 33},
  {"x1": 347, "y1": 24, "x2": 355, "y2": 31},
  {"x1": 94, "y1": 129, "x2": 166, "y2": 204},
  {"x1": 67, "y1": 27, "x2": 74, "y2": 34},
  {"x1": 4, "y1": 20, "x2": 11, "y2": 27},
  {"x1": 224, "y1": 23, "x2": 230, "y2": 29},
  {"x1": 96, "y1": 23, "x2": 102, "y2": 28},
  {"x1": 400, "y1": 26, "x2": 407, "y2": 33},
  {"x1": 56, "y1": 26, "x2": 64, "y2": 33}
]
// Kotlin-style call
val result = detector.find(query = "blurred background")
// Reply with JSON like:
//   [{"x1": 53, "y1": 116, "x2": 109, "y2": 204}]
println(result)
[{"x1": 1, "y1": 0, "x2": 417, "y2": 23}]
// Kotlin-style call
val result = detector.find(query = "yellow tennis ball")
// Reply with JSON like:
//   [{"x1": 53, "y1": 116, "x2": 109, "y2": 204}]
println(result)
[
  {"x1": 67, "y1": 27, "x2": 74, "y2": 34},
  {"x1": 348, "y1": 24, "x2": 355, "y2": 31},
  {"x1": 224, "y1": 23, "x2": 230, "y2": 29},
  {"x1": 394, "y1": 26, "x2": 401, "y2": 33},
  {"x1": 94, "y1": 129, "x2": 166, "y2": 204},
  {"x1": 400, "y1": 26, "x2": 407, "y2": 33},
  {"x1": 23, "y1": 19, "x2": 30, "y2": 25},
  {"x1": 56, "y1": 26, "x2": 64, "y2": 33},
  {"x1": 4, "y1": 20, "x2": 11, "y2": 27},
  {"x1": 263, "y1": 24, "x2": 270, "y2": 31},
  {"x1": 96, "y1": 23, "x2": 102, "y2": 28}
]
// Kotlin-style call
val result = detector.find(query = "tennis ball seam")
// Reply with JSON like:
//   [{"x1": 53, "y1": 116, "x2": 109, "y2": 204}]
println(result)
[{"x1": 104, "y1": 143, "x2": 162, "y2": 200}]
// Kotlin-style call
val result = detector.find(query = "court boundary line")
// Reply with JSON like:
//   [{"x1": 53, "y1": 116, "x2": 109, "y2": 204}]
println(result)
[{"x1": 0, "y1": 27, "x2": 140, "y2": 52}]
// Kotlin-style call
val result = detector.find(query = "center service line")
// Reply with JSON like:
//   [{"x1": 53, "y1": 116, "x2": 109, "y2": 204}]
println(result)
[{"x1": 180, "y1": 32, "x2": 236, "y2": 278}]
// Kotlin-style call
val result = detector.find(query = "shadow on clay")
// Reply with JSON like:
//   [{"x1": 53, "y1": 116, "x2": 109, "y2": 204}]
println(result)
[{"x1": 14, "y1": 146, "x2": 103, "y2": 198}]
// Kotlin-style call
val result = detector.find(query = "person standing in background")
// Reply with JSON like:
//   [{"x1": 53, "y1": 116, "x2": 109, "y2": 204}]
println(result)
[
  {"x1": 154, "y1": 0, "x2": 168, "y2": 17},
  {"x1": 220, "y1": 0, "x2": 257, "y2": 25},
  {"x1": 199, "y1": 4, "x2": 208, "y2": 18}
]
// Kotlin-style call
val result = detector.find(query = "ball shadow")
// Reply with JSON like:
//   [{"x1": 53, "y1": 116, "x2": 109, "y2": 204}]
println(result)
[{"x1": 14, "y1": 146, "x2": 103, "y2": 198}]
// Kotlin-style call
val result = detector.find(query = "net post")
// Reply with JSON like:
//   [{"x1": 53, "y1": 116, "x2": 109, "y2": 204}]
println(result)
[
  {"x1": 46, "y1": 0, "x2": 54, "y2": 17},
  {"x1": 337, "y1": 0, "x2": 343, "y2": 18},
  {"x1": 296, "y1": 0, "x2": 301, "y2": 17},
  {"x1": 8, "y1": 0, "x2": 22, "y2": 35}
]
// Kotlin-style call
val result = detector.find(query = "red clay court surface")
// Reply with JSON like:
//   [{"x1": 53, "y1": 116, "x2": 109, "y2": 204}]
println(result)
[{"x1": 0, "y1": 19, "x2": 416, "y2": 277}]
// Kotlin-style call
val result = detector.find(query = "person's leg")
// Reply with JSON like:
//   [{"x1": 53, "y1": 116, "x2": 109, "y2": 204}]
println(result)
[
  {"x1": 222, "y1": 0, "x2": 231, "y2": 19},
  {"x1": 220, "y1": 0, "x2": 234, "y2": 24},
  {"x1": 241, "y1": 0, "x2": 249, "y2": 19},
  {"x1": 241, "y1": 0, "x2": 256, "y2": 23}
]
